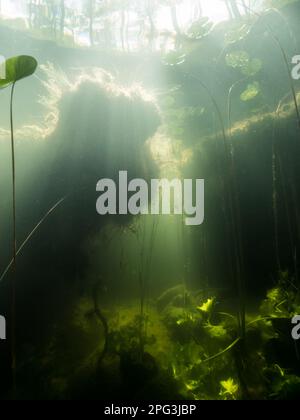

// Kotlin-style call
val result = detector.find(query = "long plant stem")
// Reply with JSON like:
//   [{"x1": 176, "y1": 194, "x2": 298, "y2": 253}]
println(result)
[
  {"x1": 0, "y1": 197, "x2": 66, "y2": 284},
  {"x1": 10, "y1": 82, "x2": 16, "y2": 394},
  {"x1": 93, "y1": 285, "x2": 109, "y2": 365},
  {"x1": 272, "y1": 144, "x2": 281, "y2": 271},
  {"x1": 200, "y1": 337, "x2": 241, "y2": 364},
  {"x1": 187, "y1": 72, "x2": 246, "y2": 339}
]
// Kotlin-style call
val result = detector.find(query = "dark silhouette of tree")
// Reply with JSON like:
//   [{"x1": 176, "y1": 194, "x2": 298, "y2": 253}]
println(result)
[
  {"x1": 88, "y1": 0, "x2": 95, "y2": 46},
  {"x1": 60, "y1": 0, "x2": 65, "y2": 37},
  {"x1": 224, "y1": 0, "x2": 242, "y2": 19}
]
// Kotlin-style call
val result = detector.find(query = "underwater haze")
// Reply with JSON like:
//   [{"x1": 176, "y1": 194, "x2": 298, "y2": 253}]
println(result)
[{"x1": 0, "y1": 0, "x2": 300, "y2": 401}]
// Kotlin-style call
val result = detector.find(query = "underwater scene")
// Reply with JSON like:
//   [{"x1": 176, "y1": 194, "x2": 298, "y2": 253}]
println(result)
[{"x1": 0, "y1": 0, "x2": 300, "y2": 402}]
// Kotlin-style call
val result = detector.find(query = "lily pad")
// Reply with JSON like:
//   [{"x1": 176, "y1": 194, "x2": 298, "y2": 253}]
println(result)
[
  {"x1": 187, "y1": 17, "x2": 213, "y2": 40},
  {"x1": 162, "y1": 51, "x2": 186, "y2": 67},
  {"x1": 241, "y1": 58, "x2": 262, "y2": 77},
  {"x1": 240, "y1": 82, "x2": 260, "y2": 101},
  {"x1": 0, "y1": 55, "x2": 38, "y2": 89},
  {"x1": 226, "y1": 51, "x2": 249, "y2": 69},
  {"x1": 225, "y1": 23, "x2": 251, "y2": 45}
]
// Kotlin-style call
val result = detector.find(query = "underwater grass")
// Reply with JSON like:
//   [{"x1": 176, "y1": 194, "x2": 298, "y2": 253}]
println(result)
[
  {"x1": 184, "y1": 71, "x2": 246, "y2": 340},
  {"x1": 136, "y1": 217, "x2": 159, "y2": 357},
  {"x1": 272, "y1": 92, "x2": 300, "y2": 285},
  {"x1": 225, "y1": 4, "x2": 300, "y2": 338}
]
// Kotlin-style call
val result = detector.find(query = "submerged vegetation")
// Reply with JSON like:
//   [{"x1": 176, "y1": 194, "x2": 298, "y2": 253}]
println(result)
[
  {"x1": 0, "y1": 0, "x2": 300, "y2": 400},
  {"x1": 11, "y1": 276, "x2": 299, "y2": 400}
]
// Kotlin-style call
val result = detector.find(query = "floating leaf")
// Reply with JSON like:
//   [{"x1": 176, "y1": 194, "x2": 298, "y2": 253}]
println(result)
[
  {"x1": 162, "y1": 51, "x2": 186, "y2": 67},
  {"x1": 226, "y1": 51, "x2": 249, "y2": 69},
  {"x1": 240, "y1": 82, "x2": 260, "y2": 101},
  {"x1": 187, "y1": 17, "x2": 213, "y2": 40},
  {"x1": 242, "y1": 58, "x2": 262, "y2": 77},
  {"x1": 225, "y1": 23, "x2": 251, "y2": 45},
  {"x1": 0, "y1": 55, "x2": 38, "y2": 89}
]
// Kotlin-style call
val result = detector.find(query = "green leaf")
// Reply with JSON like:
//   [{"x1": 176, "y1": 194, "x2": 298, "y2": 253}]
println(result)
[
  {"x1": 197, "y1": 297, "x2": 215, "y2": 313},
  {"x1": 0, "y1": 55, "x2": 38, "y2": 89},
  {"x1": 187, "y1": 17, "x2": 213, "y2": 40},
  {"x1": 241, "y1": 58, "x2": 262, "y2": 77},
  {"x1": 225, "y1": 23, "x2": 251, "y2": 45},
  {"x1": 162, "y1": 51, "x2": 186, "y2": 67},
  {"x1": 220, "y1": 378, "x2": 239, "y2": 399},
  {"x1": 205, "y1": 324, "x2": 229, "y2": 339},
  {"x1": 226, "y1": 51, "x2": 249, "y2": 69},
  {"x1": 240, "y1": 82, "x2": 260, "y2": 101}
]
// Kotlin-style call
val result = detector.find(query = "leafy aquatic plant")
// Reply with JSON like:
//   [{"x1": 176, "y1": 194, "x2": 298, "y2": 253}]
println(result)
[
  {"x1": 197, "y1": 297, "x2": 215, "y2": 314},
  {"x1": 243, "y1": 4, "x2": 300, "y2": 128},
  {"x1": 0, "y1": 55, "x2": 38, "y2": 389},
  {"x1": 186, "y1": 71, "x2": 246, "y2": 340},
  {"x1": 0, "y1": 56, "x2": 38, "y2": 273},
  {"x1": 260, "y1": 272, "x2": 300, "y2": 319},
  {"x1": 219, "y1": 378, "x2": 239, "y2": 400}
]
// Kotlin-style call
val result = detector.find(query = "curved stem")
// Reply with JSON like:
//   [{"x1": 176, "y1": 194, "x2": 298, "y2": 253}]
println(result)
[
  {"x1": 0, "y1": 197, "x2": 66, "y2": 284},
  {"x1": 200, "y1": 337, "x2": 241, "y2": 364},
  {"x1": 10, "y1": 82, "x2": 16, "y2": 394},
  {"x1": 227, "y1": 77, "x2": 249, "y2": 139}
]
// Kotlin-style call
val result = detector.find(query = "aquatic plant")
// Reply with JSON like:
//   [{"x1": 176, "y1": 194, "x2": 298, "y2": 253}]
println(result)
[
  {"x1": 223, "y1": 5, "x2": 300, "y2": 341},
  {"x1": 135, "y1": 217, "x2": 159, "y2": 357},
  {"x1": 162, "y1": 51, "x2": 186, "y2": 67},
  {"x1": 197, "y1": 297, "x2": 215, "y2": 314},
  {"x1": 186, "y1": 71, "x2": 246, "y2": 340},
  {"x1": 92, "y1": 284, "x2": 109, "y2": 366},
  {"x1": 272, "y1": 94, "x2": 300, "y2": 278},
  {"x1": 260, "y1": 273, "x2": 300, "y2": 318},
  {"x1": 0, "y1": 197, "x2": 66, "y2": 284},
  {"x1": 239, "y1": 3, "x2": 300, "y2": 128},
  {"x1": 186, "y1": 17, "x2": 213, "y2": 40},
  {"x1": 219, "y1": 378, "x2": 239, "y2": 400},
  {"x1": 0, "y1": 55, "x2": 38, "y2": 389},
  {"x1": 0, "y1": 56, "x2": 38, "y2": 277}
]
